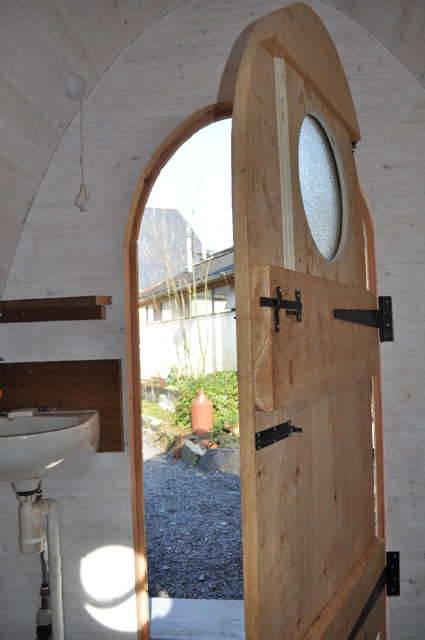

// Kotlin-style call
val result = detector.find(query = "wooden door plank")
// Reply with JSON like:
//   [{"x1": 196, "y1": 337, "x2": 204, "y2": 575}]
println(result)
[
  {"x1": 254, "y1": 379, "x2": 376, "y2": 639},
  {"x1": 354, "y1": 591, "x2": 386, "y2": 640},
  {"x1": 253, "y1": 265, "x2": 379, "y2": 411},
  {"x1": 233, "y1": 30, "x2": 284, "y2": 640},
  {"x1": 251, "y1": 4, "x2": 360, "y2": 140},
  {"x1": 304, "y1": 538, "x2": 385, "y2": 640}
]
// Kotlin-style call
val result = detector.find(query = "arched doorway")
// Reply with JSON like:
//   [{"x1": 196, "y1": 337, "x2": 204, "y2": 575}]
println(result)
[{"x1": 124, "y1": 103, "x2": 234, "y2": 639}]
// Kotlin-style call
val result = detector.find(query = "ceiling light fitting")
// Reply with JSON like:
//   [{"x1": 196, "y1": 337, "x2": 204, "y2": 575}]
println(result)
[{"x1": 64, "y1": 73, "x2": 90, "y2": 212}]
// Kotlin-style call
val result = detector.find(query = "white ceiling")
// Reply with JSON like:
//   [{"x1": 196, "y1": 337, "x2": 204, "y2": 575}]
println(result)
[
  {"x1": 0, "y1": 0, "x2": 182, "y2": 293},
  {"x1": 327, "y1": 0, "x2": 425, "y2": 85},
  {"x1": 0, "y1": 0, "x2": 423, "y2": 295}
]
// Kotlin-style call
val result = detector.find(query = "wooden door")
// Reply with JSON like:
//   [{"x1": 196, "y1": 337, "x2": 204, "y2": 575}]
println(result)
[{"x1": 233, "y1": 5, "x2": 386, "y2": 639}]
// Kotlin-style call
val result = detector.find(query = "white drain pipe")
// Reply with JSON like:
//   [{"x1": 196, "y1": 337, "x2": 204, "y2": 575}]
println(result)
[
  {"x1": 42, "y1": 499, "x2": 64, "y2": 640},
  {"x1": 16, "y1": 493, "x2": 45, "y2": 554},
  {"x1": 14, "y1": 485, "x2": 65, "y2": 640}
]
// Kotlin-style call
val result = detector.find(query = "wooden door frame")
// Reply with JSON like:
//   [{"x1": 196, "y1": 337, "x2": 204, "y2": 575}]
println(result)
[
  {"x1": 124, "y1": 102, "x2": 232, "y2": 640},
  {"x1": 362, "y1": 189, "x2": 387, "y2": 637},
  {"x1": 361, "y1": 190, "x2": 386, "y2": 541}
]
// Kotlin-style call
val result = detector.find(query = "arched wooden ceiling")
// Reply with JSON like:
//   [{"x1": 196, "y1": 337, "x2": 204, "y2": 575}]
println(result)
[
  {"x1": 0, "y1": 0, "x2": 423, "y2": 295},
  {"x1": 0, "y1": 0, "x2": 182, "y2": 292},
  {"x1": 326, "y1": 0, "x2": 425, "y2": 86}
]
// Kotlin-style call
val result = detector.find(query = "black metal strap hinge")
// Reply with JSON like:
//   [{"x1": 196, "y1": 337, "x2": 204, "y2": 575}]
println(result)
[
  {"x1": 260, "y1": 287, "x2": 302, "y2": 332},
  {"x1": 386, "y1": 550, "x2": 400, "y2": 596},
  {"x1": 333, "y1": 296, "x2": 394, "y2": 342},
  {"x1": 348, "y1": 551, "x2": 400, "y2": 639},
  {"x1": 255, "y1": 420, "x2": 302, "y2": 451}
]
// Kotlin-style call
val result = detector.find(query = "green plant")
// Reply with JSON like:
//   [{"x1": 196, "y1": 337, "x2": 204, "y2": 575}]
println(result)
[
  {"x1": 141, "y1": 398, "x2": 190, "y2": 452},
  {"x1": 172, "y1": 370, "x2": 239, "y2": 438},
  {"x1": 141, "y1": 399, "x2": 173, "y2": 423}
]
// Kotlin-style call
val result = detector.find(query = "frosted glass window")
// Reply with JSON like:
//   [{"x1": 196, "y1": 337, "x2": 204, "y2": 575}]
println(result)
[{"x1": 298, "y1": 115, "x2": 343, "y2": 260}]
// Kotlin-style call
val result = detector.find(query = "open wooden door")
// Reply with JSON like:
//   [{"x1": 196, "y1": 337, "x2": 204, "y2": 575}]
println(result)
[{"x1": 233, "y1": 5, "x2": 391, "y2": 639}]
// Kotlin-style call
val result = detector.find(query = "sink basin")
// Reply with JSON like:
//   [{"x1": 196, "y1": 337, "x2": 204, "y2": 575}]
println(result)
[{"x1": 0, "y1": 411, "x2": 100, "y2": 483}]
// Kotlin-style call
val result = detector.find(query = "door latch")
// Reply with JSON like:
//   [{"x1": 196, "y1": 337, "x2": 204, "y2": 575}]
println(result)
[
  {"x1": 333, "y1": 296, "x2": 394, "y2": 342},
  {"x1": 255, "y1": 420, "x2": 302, "y2": 450},
  {"x1": 260, "y1": 287, "x2": 302, "y2": 332}
]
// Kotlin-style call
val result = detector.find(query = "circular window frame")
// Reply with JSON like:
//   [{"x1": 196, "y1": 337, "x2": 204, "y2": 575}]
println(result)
[{"x1": 298, "y1": 110, "x2": 349, "y2": 262}]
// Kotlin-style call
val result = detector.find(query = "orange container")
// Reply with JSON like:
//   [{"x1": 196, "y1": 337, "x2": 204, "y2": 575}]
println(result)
[{"x1": 191, "y1": 389, "x2": 213, "y2": 436}]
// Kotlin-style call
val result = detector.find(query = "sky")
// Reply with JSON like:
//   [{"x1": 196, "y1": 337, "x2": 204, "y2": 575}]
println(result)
[{"x1": 146, "y1": 119, "x2": 233, "y2": 253}]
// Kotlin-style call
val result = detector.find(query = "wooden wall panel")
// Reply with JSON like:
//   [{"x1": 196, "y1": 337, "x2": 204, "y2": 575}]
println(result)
[
  {"x1": 0, "y1": 1, "x2": 422, "y2": 638},
  {"x1": 325, "y1": 0, "x2": 425, "y2": 90},
  {"x1": 0, "y1": 0, "x2": 184, "y2": 296},
  {"x1": 1, "y1": 0, "x2": 424, "y2": 301},
  {"x1": 0, "y1": 360, "x2": 123, "y2": 452}
]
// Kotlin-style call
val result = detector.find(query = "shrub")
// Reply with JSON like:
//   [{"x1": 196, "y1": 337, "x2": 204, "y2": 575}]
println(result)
[{"x1": 169, "y1": 370, "x2": 239, "y2": 437}]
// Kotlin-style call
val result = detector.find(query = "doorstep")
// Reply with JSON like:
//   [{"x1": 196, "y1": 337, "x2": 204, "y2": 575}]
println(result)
[{"x1": 150, "y1": 597, "x2": 244, "y2": 639}]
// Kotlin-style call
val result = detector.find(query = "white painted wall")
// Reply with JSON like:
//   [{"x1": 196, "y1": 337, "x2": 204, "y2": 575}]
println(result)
[
  {"x1": 0, "y1": 454, "x2": 136, "y2": 640},
  {"x1": 139, "y1": 310, "x2": 237, "y2": 379},
  {"x1": 0, "y1": 1, "x2": 424, "y2": 637}
]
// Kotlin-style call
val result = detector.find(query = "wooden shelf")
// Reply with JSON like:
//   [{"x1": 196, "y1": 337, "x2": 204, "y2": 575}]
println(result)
[{"x1": 0, "y1": 296, "x2": 112, "y2": 323}]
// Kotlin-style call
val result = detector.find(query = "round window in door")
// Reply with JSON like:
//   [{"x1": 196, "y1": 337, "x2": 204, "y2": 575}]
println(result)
[{"x1": 298, "y1": 114, "x2": 344, "y2": 260}]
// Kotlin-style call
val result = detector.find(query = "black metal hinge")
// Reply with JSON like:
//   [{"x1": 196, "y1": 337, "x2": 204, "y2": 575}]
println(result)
[
  {"x1": 348, "y1": 551, "x2": 400, "y2": 639},
  {"x1": 386, "y1": 550, "x2": 400, "y2": 596},
  {"x1": 260, "y1": 287, "x2": 302, "y2": 332},
  {"x1": 255, "y1": 420, "x2": 302, "y2": 451},
  {"x1": 333, "y1": 296, "x2": 394, "y2": 342}
]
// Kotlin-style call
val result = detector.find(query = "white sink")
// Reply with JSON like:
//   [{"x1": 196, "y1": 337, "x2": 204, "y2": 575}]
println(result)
[{"x1": 0, "y1": 411, "x2": 100, "y2": 484}]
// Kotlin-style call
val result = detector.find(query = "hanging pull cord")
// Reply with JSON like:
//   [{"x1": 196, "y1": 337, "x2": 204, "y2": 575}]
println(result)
[{"x1": 74, "y1": 98, "x2": 89, "y2": 212}]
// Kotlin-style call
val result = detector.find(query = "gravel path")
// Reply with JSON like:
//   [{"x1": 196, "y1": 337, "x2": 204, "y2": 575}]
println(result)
[{"x1": 143, "y1": 434, "x2": 243, "y2": 599}]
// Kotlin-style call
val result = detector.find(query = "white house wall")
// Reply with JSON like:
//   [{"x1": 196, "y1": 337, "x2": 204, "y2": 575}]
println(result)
[
  {"x1": 139, "y1": 311, "x2": 237, "y2": 379},
  {"x1": 0, "y1": 1, "x2": 424, "y2": 638}
]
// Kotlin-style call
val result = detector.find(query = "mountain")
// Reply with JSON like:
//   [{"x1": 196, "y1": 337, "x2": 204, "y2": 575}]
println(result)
[{"x1": 138, "y1": 207, "x2": 202, "y2": 289}]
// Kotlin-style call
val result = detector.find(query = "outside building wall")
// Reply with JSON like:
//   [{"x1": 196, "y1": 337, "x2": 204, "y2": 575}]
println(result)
[
  {"x1": 139, "y1": 310, "x2": 237, "y2": 379},
  {"x1": 0, "y1": 1, "x2": 423, "y2": 637}
]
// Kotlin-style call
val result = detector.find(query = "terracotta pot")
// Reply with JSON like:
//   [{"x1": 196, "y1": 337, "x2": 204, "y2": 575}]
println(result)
[{"x1": 191, "y1": 388, "x2": 213, "y2": 436}]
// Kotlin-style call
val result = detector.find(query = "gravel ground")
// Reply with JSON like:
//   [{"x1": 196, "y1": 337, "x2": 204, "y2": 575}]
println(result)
[{"x1": 143, "y1": 435, "x2": 243, "y2": 599}]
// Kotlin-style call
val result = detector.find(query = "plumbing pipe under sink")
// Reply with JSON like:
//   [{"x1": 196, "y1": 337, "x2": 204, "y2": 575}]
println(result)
[
  {"x1": 1, "y1": 410, "x2": 99, "y2": 639},
  {"x1": 43, "y1": 499, "x2": 64, "y2": 640},
  {"x1": 14, "y1": 484, "x2": 65, "y2": 640}
]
